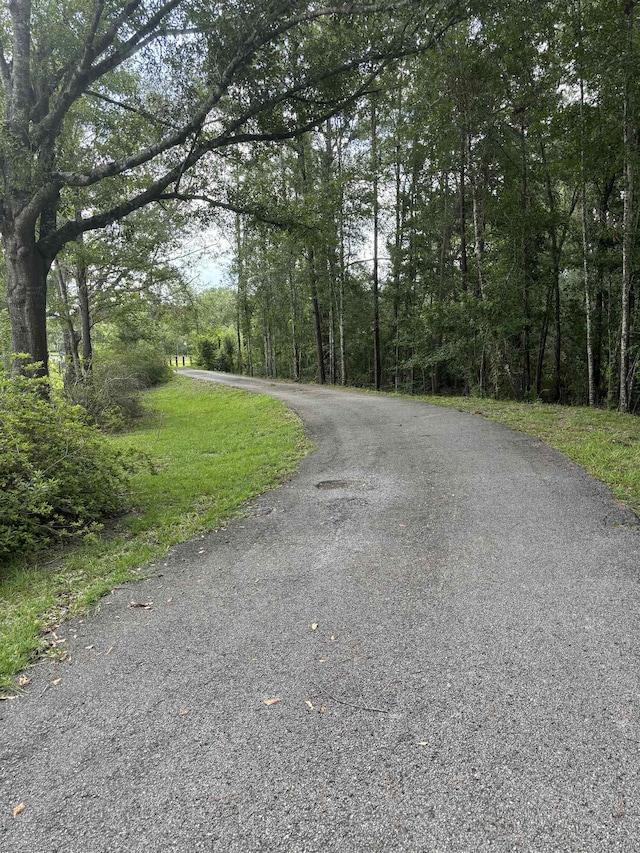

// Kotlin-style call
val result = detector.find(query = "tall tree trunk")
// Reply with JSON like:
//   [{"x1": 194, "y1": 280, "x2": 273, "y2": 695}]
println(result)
[
  {"x1": 234, "y1": 209, "x2": 245, "y2": 374},
  {"x1": 620, "y1": 0, "x2": 635, "y2": 413},
  {"x1": 54, "y1": 262, "x2": 81, "y2": 382},
  {"x1": 577, "y1": 0, "x2": 596, "y2": 406},
  {"x1": 459, "y1": 127, "x2": 469, "y2": 294},
  {"x1": 583, "y1": 193, "x2": 595, "y2": 406},
  {"x1": 520, "y1": 119, "x2": 532, "y2": 398},
  {"x1": 593, "y1": 181, "x2": 615, "y2": 399},
  {"x1": 307, "y1": 245, "x2": 326, "y2": 384},
  {"x1": 335, "y1": 128, "x2": 348, "y2": 387},
  {"x1": 236, "y1": 315, "x2": 243, "y2": 374},
  {"x1": 288, "y1": 264, "x2": 300, "y2": 382},
  {"x1": 371, "y1": 99, "x2": 382, "y2": 391},
  {"x1": 76, "y1": 259, "x2": 92, "y2": 374},
  {"x1": 299, "y1": 136, "x2": 326, "y2": 384},
  {"x1": 471, "y1": 161, "x2": 486, "y2": 301},
  {"x1": 535, "y1": 282, "x2": 553, "y2": 399}
]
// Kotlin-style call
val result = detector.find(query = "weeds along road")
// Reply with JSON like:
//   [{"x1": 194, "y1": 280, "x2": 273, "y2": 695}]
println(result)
[{"x1": 2, "y1": 370, "x2": 640, "y2": 853}]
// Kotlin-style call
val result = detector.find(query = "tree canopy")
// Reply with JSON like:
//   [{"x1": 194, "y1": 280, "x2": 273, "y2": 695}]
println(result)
[{"x1": 0, "y1": 0, "x2": 466, "y2": 375}]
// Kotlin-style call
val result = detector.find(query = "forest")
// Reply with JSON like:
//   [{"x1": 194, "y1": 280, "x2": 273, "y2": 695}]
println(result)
[{"x1": 0, "y1": 0, "x2": 639, "y2": 413}]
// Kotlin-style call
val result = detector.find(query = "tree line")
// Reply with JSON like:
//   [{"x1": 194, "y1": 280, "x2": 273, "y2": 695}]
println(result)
[
  {"x1": 1, "y1": 1, "x2": 639, "y2": 413},
  {"x1": 209, "y1": 0, "x2": 640, "y2": 412}
]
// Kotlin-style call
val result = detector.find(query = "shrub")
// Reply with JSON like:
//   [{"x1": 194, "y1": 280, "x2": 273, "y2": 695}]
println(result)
[
  {"x1": 196, "y1": 335, "x2": 235, "y2": 372},
  {"x1": 63, "y1": 342, "x2": 171, "y2": 431},
  {"x1": 64, "y1": 368, "x2": 145, "y2": 432},
  {"x1": 126, "y1": 340, "x2": 172, "y2": 387},
  {"x1": 0, "y1": 370, "x2": 139, "y2": 562}
]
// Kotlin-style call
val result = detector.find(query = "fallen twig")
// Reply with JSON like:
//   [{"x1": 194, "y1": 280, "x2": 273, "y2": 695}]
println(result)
[{"x1": 312, "y1": 682, "x2": 389, "y2": 714}]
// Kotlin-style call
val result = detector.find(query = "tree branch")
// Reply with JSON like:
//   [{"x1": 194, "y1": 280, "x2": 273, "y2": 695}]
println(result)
[
  {"x1": 157, "y1": 191, "x2": 314, "y2": 232},
  {"x1": 32, "y1": 0, "x2": 182, "y2": 147},
  {"x1": 85, "y1": 89, "x2": 182, "y2": 131}
]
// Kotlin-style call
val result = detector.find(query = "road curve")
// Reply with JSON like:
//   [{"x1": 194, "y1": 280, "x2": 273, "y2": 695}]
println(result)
[{"x1": 2, "y1": 371, "x2": 639, "y2": 853}]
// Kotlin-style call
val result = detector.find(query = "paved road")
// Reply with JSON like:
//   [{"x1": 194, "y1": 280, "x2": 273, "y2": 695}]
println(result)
[{"x1": 2, "y1": 371, "x2": 640, "y2": 852}]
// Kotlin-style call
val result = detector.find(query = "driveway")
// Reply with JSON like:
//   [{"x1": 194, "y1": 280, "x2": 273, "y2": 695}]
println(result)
[{"x1": 2, "y1": 371, "x2": 639, "y2": 852}]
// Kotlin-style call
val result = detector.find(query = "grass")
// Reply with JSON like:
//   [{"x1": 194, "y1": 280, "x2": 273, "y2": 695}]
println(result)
[
  {"x1": 418, "y1": 395, "x2": 640, "y2": 520},
  {"x1": 0, "y1": 375, "x2": 309, "y2": 693}
]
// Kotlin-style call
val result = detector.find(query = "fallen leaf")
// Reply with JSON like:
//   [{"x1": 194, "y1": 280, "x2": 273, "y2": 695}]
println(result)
[
  {"x1": 263, "y1": 698, "x2": 282, "y2": 707},
  {"x1": 398, "y1": 523, "x2": 407, "y2": 529},
  {"x1": 179, "y1": 710, "x2": 189, "y2": 717},
  {"x1": 128, "y1": 601, "x2": 153, "y2": 609},
  {"x1": 0, "y1": 694, "x2": 16, "y2": 701},
  {"x1": 106, "y1": 646, "x2": 114, "y2": 655},
  {"x1": 320, "y1": 705, "x2": 327, "y2": 713},
  {"x1": 51, "y1": 678, "x2": 61, "y2": 686},
  {"x1": 18, "y1": 676, "x2": 31, "y2": 687},
  {"x1": 305, "y1": 700, "x2": 314, "y2": 710},
  {"x1": 59, "y1": 652, "x2": 68, "y2": 662},
  {"x1": 319, "y1": 659, "x2": 328, "y2": 663},
  {"x1": 12, "y1": 803, "x2": 25, "y2": 818},
  {"x1": 311, "y1": 623, "x2": 319, "y2": 631}
]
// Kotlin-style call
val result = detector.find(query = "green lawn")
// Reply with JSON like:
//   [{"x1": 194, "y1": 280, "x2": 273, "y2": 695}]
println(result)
[
  {"x1": 419, "y1": 395, "x2": 640, "y2": 520},
  {"x1": 0, "y1": 376, "x2": 309, "y2": 692}
]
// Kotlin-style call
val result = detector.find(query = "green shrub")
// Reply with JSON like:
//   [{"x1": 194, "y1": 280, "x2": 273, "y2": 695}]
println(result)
[
  {"x1": 127, "y1": 340, "x2": 172, "y2": 387},
  {"x1": 64, "y1": 368, "x2": 145, "y2": 432},
  {"x1": 0, "y1": 370, "x2": 139, "y2": 562},
  {"x1": 196, "y1": 335, "x2": 235, "y2": 372},
  {"x1": 63, "y1": 342, "x2": 171, "y2": 431}
]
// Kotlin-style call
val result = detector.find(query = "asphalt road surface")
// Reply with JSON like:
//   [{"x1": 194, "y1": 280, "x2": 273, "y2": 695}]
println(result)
[{"x1": 2, "y1": 371, "x2": 640, "y2": 853}]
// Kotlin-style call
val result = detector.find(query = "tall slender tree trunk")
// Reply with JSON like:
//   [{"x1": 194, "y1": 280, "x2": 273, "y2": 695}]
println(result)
[
  {"x1": 76, "y1": 260, "x2": 92, "y2": 373},
  {"x1": 471, "y1": 163, "x2": 485, "y2": 301},
  {"x1": 299, "y1": 136, "x2": 326, "y2": 384},
  {"x1": 520, "y1": 119, "x2": 532, "y2": 399},
  {"x1": 54, "y1": 262, "x2": 81, "y2": 381},
  {"x1": 459, "y1": 127, "x2": 469, "y2": 294},
  {"x1": 288, "y1": 262, "x2": 300, "y2": 381},
  {"x1": 307, "y1": 245, "x2": 326, "y2": 384},
  {"x1": 234, "y1": 209, "x2": 245, "y2": 374},
  {"x1": 620, "y1": 0, "x2": 635, "y2": 413},
  {"x1": 371, "y1": 99, "x2": 382, "y2": 391},
  {"x1": 576, "y1": 0, "x2": 596, "y2": 406}
]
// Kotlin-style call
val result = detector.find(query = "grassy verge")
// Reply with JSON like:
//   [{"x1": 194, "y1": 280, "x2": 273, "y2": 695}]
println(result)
[
  {"x1": 0, "y1": 376, "x2": 309, "y2": 692},
  {"x1": 419, "y1": 395, "x2": 640, "y2": 519}
]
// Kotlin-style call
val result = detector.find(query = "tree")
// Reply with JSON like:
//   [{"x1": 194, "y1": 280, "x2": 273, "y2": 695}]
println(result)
[{"x1": 0, "y1": 0, "x2": 466, "y2": 378}]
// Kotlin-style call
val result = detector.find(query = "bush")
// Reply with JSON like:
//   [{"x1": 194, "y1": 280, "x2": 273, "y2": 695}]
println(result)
[
  {"x1": 0, "y1": 370, "x2": 139, "y2": 562},
  {"x1": 196, "y1": 335, "x2": 235, "y2": 372},
  {"x1": 64, "y1": 368, "x2": 145, "y2": 432},
  {"x1": 127, "y1": 340, "x2": 172, "y2": 387},
  {"x1": 63, "y1": 342, "x2": 171, "y2": 431}
]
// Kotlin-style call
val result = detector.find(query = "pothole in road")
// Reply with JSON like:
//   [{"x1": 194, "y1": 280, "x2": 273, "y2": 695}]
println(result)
[
  {"x1": 248, "y1": 506, "x2": 274, "y2": 517},
  {"x1": 315, "y1": 480, "x2": 371, "y2": 491}
]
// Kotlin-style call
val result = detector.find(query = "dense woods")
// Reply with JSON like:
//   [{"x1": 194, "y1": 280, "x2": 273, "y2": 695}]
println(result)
[
  {"x1": 1, "y1": 0, "x2": 639, "y2": 412},
  {"x1": 210, "y1": 1, "x2": 640, "y2": 412}
]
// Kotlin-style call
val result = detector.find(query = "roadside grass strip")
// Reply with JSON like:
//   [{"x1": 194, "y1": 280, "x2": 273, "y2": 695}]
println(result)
[
  {"x1": 0, "y1": 376, "x2": 309, "y2": 692},
  {"x1": 420, "y1": 395, "x2": 640, "y2": 520}
]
